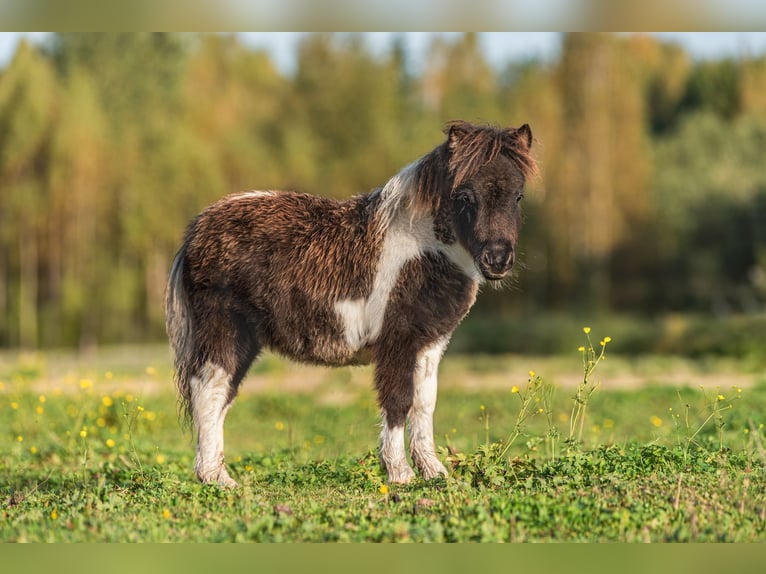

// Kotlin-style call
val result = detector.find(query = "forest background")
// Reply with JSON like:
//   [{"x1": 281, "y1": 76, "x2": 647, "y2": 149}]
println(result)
[{"x1": 1, "y1": 32, "x2": 765, "y2": 360}]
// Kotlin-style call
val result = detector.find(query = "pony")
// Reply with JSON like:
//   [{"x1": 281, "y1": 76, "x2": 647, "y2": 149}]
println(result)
[{"x1": 165, "y1": 120, "x2": 536, "y2": 487}]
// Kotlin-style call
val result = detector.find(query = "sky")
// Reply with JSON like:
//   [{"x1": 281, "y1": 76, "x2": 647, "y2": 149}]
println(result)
[{"x1": 2, "y1": 32, "x2": 766, "y2": 74}]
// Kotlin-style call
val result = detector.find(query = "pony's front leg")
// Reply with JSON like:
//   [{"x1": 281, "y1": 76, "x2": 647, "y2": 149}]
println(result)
[
  {"x1": 409, "y1": 338, "x2": 449, "y2": 480},
  {"x1": 375, "y1": 355, "x2": 416, "y2": 484}
]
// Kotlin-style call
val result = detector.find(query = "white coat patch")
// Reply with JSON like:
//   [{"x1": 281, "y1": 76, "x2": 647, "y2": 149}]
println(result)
[
  {"x1": 335, "y1": 216, "x2": 426, "y2": 351},
  {"x1": 334, "y1": 163, "x2": 481, "y2": 352}
]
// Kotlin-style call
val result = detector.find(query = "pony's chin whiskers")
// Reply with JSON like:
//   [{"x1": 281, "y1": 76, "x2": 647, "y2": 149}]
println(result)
[{"x1": 486, "y1": 276, "x2": 511, "y2": 290}]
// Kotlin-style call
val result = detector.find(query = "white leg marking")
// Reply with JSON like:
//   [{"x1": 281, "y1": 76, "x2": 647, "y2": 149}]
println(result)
[
  {"x1": 191, "y1": 362, "x2": 238, "y2": 487},
  {"x1": 409, "y1": 338, "x2": 450, "y2": 479},
  {"x1": 380, "y1": 412, "x2": 416, "y2": 484}
]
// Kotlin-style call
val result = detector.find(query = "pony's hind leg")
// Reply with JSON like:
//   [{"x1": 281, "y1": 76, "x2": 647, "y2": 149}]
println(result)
[
  {"x1": 190, "y1": 314, "x2": 259, "y2": 488},
  {"x1": 190, "y1": 361, "x2": 239, "y2": 487}
]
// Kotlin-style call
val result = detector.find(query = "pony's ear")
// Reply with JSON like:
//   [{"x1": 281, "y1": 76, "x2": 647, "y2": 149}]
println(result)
[
  {"x1": 445, "y1": 120, "x2": 472, "y2": 150},
  {"x1": 512, "y1": 124, "x2": 533, "y2": 150}
]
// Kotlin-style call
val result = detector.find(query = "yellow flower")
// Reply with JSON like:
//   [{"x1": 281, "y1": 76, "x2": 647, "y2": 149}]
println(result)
[
  {"x1": 156, "y1": 454, "x2": 166, "y2": 464},
  {"x1": 50, "y1": 510, "x2": 58, "y2": 520},
  {"x1": 79, "y1": 428, "x2": 88, "y2": 438},
  {"x1": 528, "y1": 370, "x2": 536, "y2": 378},
  {"x1": 105, "y1": 439, "x2": 116, "y2": 448},
  {"x1": 146, "y1": 366, "x2": 157, "y2": 376},
  {"x1": 537, "y1": 408, "x2": 544, "y2": 414},
  {"x1": 650, "y1": 416, "x2": 663, "y2": 428},
  {"x1": 603, "y1": 419, "x2": 614, "y2": 429},
  {"x1": 275, "y1": 421, "x2": 285, "y2": 430},
  {"x1": 79, "y1": 379, "x2": 93, "y2": 390},
  {"x1": 16, "y1": 435, "x2": 23, "y2": 442},
  {"x1": 35, "y1": 406, "x2": 44, "y2": 415},
  {"x1": 10, "y1": 402, "x2": 18, "y2": 410},
  {"x1": 479, "y1": 404, "x2": 485, "y2": 411},
  {"x1": 379, "y1": 484, "x2": 390, "y2": 495},
  {"x1": 30, "y1": 446, "x2": 38, "y2": 454},
  {"x1": 511, "y1": 386, "x2": 520, "y2": 393},
  {"x1": 38, "y1": 395, "x2": 46, "y2": 403},
  {"x1": 102, "y1": 396, "x2": 113, "y2": 407},
  {"x1": 162, "y1": 508, "x2": 171, "y2": 519},
  {"x1": 583, "y1": 327, "x2": 591, "y2": 334},
  {"x1": 137, "y1": 406, "x2": 144, "y2": 413},
  {"x1": 604, "y1": 336, "x2": 612, "y2": 343},
  {"x1": 578, "y1": 346, "x2": 585, "y2": 352},
  {"x1": 717, "y1": 394, "x2": 725, "y2": 402},
  {"x1": 97, "y1": 417, "x2": 106, "y2": 427}
]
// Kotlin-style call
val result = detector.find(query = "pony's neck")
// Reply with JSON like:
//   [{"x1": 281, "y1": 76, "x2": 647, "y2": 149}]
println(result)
[{"x1": 376, "y1": 159, "x2": 423, "y2": 229}]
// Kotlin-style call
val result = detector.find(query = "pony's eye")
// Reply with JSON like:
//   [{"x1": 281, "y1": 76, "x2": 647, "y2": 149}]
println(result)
[
  {"x1": 515, "y1": 193, "x2": 524, "y2": 204},
  {"x1": 456, "y1": 188, "x2": 475, "y2": 206}
]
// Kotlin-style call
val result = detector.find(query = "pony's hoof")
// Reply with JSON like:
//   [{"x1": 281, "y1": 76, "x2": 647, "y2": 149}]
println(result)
[
  {"x1": 419, "y1": 459, "x2": 449, "y2": 481},
  {"x1": 197, "y1": 467, "x2": 239, "y2": 488},
  {"x1": 387, "y1": 466, "x2": 416, "y2": 484}
]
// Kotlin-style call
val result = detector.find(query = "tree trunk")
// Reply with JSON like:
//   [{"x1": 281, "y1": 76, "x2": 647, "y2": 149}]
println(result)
[{"x1": 18, "y1": 228, "x2": 38, "y2": 349}]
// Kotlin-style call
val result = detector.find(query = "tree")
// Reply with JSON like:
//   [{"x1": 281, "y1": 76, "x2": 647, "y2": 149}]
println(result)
[
  {"x1": 420, "y1": 33, "x2": 499, "y2": 123},
  {"x1": 50, "y1": 33, "x2": 191, "y2": 344},
  {"x1": 46, "y1": 68, "x2": 110, "y2": 347},
  {"x1": 292, "y1": 34, "x2": 410, "y2": 197},
  {"x1": 653, "y1": 112, "x2": 766, "y2": 312},
  {"x1": 0, "y1": 40, "x2": 57, "y2": 347},
  {"x1": 544, "y1": 33, "x2": 652, "y2": 309}
]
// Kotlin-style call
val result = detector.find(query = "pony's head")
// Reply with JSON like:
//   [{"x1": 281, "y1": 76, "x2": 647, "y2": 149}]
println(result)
[{"x1": 415, "y1": 121, "x2": 537, "y2": 281}]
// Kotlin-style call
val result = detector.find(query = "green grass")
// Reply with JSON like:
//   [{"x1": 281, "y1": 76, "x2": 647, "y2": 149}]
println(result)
[{"x1": 2, "y1": 345, "x2": 766, "y2": 542}]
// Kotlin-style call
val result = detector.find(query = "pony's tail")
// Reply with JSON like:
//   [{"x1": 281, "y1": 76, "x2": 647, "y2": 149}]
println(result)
[{"x1": 164, "y1": 246, "x2": 194, "y2": 428}]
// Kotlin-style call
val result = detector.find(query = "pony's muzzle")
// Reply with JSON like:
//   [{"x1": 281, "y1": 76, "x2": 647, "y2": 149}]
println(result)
[{"x1": 480, "y1": 241, "x2": 514, "y2": 278}]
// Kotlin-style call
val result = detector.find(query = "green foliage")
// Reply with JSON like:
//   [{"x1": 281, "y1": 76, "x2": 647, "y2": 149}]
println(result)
[
  {"x1": 2, "y1": 362, "x2": 766, "y2": 542},
  {"x1": 2, "y1": 340, "x2": 766, "y2": 542},
  {"x1": 452, "y1": 311, "x2": 766, "y2": 365}
]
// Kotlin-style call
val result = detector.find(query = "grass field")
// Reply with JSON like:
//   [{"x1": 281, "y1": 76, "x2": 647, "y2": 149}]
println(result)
[{"x1": 2, "y1": 338, "x2": 766, "y2": 542}]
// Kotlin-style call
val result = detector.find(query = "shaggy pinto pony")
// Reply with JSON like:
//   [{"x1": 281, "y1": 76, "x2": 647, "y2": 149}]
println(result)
[{"x1": 165, "y1": 121, "x2": 536, "y2": 487}]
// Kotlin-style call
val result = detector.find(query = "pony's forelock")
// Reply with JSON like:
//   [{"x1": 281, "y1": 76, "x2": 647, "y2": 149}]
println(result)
[
  {"x1": 408, "y1": 121, "x2": 538, "y2": 220},
  {"x1": 446, "y1": 120, "x2": 538, "y2": 189}
]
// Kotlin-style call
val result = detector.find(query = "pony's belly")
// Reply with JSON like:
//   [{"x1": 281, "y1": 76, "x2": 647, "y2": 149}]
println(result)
[{"x1": 265, "y1": 328, "x2": 372, "y2": 367}]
